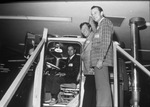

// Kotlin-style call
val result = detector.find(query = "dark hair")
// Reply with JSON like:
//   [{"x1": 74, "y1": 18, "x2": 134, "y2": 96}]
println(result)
[
  {"x1": 91, "y1": 6, "x2": 103, "y2": 12},
  {"x1": 68, "y1": 45, "x2": 75, "y2": 50},
  {"x1": 80, "y1": 22, "x2": 92, "y2": 38},
  {"x1": 80, "y1": 22, "x2": 91, "y2": 30}
]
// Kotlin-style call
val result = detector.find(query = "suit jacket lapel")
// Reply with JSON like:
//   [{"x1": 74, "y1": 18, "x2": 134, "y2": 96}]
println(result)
[
  {"x1": 83, "y1": 40, "x2": 90, "y2": 51},
  {"x1": 69, "y1": 55, "x2": 75, "y2": 63},
  {"x1": 68, "y1": 54, "x2": 75, "y2": 63},
  {"x1": 83, "y1": 32, "x2": 94, "y2": 52}
]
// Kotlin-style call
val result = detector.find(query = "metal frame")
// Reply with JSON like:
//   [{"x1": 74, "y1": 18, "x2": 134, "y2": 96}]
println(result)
[{"x1": 113, "y1": 41, "x2": 150, "y2": 107}]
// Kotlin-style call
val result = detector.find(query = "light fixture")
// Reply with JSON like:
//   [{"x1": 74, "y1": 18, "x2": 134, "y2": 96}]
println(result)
[
  {"x1": 146, "y1": 22, "x2": 150, "y2": 26},
  {"x1": 0, "y1": 16, "x2": 72, "y2": 22},
  {"x1": 106, "y1": 16, "x2": 125, "y2": 27}
]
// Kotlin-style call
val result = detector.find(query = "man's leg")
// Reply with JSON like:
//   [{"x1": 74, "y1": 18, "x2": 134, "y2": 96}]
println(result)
[
  {"x1": 82, "y1": 75, "x2": 96, "y2": 107},
  {"x1": 94, "y1": 66, "x2": 112, "y2": 107},
  {"x1": 50, "y1": 76, "x2": 65, "y2": 100}
]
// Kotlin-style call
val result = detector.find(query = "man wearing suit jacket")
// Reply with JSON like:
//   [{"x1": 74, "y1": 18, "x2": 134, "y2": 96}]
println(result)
[
  {"x1": 80, "y1": 22, "x2": 96, "y2": 107},
  {"x1": 90, "y1": 6, "x2": 114, "y2": 107},
  {"x1": 44, "y1": 45, "x2": 80, "y2": 105}
]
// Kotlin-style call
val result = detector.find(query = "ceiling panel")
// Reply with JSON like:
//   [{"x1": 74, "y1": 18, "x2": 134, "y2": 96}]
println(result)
[{"x1": 0, "y1": 1, "x2": 149, "y2": 63}]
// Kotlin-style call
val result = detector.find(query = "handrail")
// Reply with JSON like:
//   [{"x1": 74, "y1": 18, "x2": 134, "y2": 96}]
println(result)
[
  {"x1": 116, "y1": 42, "x2": 150, "y2": 76},
  {"x1": 113, "y1": 41, "x2": 150, "y2": 107},
  {"x1": 0, "y1": 28, "x2": 47, "y2": 107},
  {"x1": 32, "y1": 28, "x2": 48, "y2": 107}
]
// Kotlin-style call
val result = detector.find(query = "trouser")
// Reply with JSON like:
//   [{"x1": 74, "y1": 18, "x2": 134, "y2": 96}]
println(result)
[
  {"x1": 94, "y1": 66, "x2": 112, "y2": 107},
  {"x1": 45, "y1": 75, "x2": 65, "y2": 99},
  {"x1": 82, "y1": 75, "x2": 96, "y2": 107}
]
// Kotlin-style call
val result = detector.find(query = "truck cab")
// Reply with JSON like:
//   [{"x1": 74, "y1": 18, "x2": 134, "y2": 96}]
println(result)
[{"x1": 42, "y1": 35, "x2": 86, "y2": 107}]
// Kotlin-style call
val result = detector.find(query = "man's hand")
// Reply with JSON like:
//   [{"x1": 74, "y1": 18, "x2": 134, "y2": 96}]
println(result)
[
  {"x1": 89, "y1": 68, "x2": 95, "y2": 75},
  {"x1": 55, "y1": 72, "x2": 66, "y2": 77},
  {"x1": 96, "y1": 60, "x2": 103, "y2": 69}
]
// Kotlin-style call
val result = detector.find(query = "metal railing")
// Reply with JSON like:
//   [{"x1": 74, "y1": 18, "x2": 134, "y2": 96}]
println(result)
[
  {"x1": 32, "y1": 28, "x2": 47, "y2": 107},
  {"x1": 113, "y1": 41, "x2": 150, "y2": 107},
  {"x1": 0, "y1": 28, "x2": 48, "y2": 107}
]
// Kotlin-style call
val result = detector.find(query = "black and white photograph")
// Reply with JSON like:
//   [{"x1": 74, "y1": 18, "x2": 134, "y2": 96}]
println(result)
[{"x1": 0, "y1": 1, "x2": 150, "y2": 107}]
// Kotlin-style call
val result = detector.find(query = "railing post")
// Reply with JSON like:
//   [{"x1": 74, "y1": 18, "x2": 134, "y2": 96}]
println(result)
[
  {"x1": 113, "y1": 42, "x2": 119, "y2": 107},
  {"x1": 129, "y1": 17, "x2": 146, "y2": 107}
]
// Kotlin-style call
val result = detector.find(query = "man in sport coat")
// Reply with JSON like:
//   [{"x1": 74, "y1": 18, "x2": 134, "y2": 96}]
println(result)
[{"x1": 90, "y1": 6, "x2": 114, "y2": 107}]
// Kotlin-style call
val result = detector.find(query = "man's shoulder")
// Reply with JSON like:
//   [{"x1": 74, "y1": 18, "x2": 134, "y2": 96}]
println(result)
[
  {"x1": 75, "y1": 54, "x2": 80, "y2": 58},
  {"x1": 73, "y1": 54, "x2": 80, "y2": 61},
  {"x1": 102, "y1": 18, "x2": 113, "y2": 26}
]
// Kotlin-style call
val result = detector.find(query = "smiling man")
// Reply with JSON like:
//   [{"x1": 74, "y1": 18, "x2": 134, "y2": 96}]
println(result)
[{"x1": 90, "y1": 6, "x2": 114, "y2": 107}]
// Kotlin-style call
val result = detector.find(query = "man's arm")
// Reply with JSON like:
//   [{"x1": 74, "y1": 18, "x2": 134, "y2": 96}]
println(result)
[
  {"x1": 96, "y1": 19, "x2": 113, "y2": 69},
  {"x1": 89, "y1": 16, "x2": 97, "y2": 33}
]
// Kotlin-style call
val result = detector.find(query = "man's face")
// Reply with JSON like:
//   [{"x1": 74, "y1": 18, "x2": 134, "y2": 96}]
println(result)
[
  {"x1": 55, "y1": 44, "x2": 60, "y2": 48},
  {"x1": 68, "y1": 46, "x2": 75, "y2": 57},
  {"x1": 91, "y1": 7, "x2": 102, "y2": 22},
  {"x1": 81, "y1": 24, "x2": 91, "y2": 38}
]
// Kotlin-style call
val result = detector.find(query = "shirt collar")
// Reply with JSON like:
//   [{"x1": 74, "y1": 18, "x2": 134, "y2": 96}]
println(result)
[
  {"x1": 69, "y1": 54, "x2": 75, "y2": 60},
  {"x1": 97, "y1": 17, "x2": 105, "y2": 30},
  {"x1": 86, "y1": 32, "x2": 94, "y2": 41}
]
